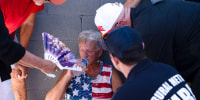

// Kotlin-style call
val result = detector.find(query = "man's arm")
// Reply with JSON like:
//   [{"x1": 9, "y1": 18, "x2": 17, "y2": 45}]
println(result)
[
  {"x1": 17, "y1": 50, "x2": 59, "y2": 74},
  {"x1": 12, "y1": 12, "x2": 37, "y2": 78},
  {"x1": 20, "y1": 13, "x2": 37, "y2": 49},
  {"x1": 11, "y1": 13, "x2": 37, "y2": 100},
  {"x1": 0, "y1": 10, "x2": 25, "y2": 66},
  {"x1": 0, "y1": 9, "x2": 56, "y2": 73},
  {"x1": 45, "y1": 70, "x2": 73, "y2": 100}
]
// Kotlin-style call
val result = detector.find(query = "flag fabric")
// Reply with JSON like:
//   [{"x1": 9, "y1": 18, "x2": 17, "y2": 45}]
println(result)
[{"x1": 66, "y1": 62, "x2": 113, "y2": 100}]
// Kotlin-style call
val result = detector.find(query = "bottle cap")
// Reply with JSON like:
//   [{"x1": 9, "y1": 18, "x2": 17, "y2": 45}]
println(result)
[{"x1": 81, "y1": 59, "x2": 87, "y2": 66}]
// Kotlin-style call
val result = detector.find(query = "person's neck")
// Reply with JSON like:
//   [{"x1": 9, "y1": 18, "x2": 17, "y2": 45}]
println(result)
[
  {"x1": 124, "y1": 0, "x2": 141, "y2": 8},
  {"x1": 120, "y1": 63, "x2": 137, "y2": 78},
  {"x1": 120, "y1": 57, "x2": 147, "y2": 78},
  {"x1": 123, "y1": 7, "x2": 132, "y2": 27},
  {"x1": 86, "y1": 62, "x2": 101, "y2": 78}
]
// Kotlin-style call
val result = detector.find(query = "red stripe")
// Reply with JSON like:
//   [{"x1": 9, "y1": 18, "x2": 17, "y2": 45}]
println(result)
[
  {"x1": 92, "y1": 83, "x2": 111, "y2": 88},
  {"x1": 92, "y1": 92, "x2": 113, "y2": 99},
  {"x1": 103, "y1": 63, "x2": 112, "y2": 68},
  {"x1": 101, "y1": 71, "x2": 111, "y2": 77}
]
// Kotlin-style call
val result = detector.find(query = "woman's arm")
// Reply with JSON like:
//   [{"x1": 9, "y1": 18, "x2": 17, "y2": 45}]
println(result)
[
  {"x1": 45, "y1": 70, "x2": 73, "y2": 100},
  {"x1": 111, "y1": 67, "x2": 123, "y2": 93}
]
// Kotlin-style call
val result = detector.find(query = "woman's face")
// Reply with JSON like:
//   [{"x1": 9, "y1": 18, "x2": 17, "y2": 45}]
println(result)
[
  {"x1": 79, "y1": 41, "x2": 100, "y2": 65},
  {"x1": 33, "y1": 0, "x2": 46, "y2": 6}
]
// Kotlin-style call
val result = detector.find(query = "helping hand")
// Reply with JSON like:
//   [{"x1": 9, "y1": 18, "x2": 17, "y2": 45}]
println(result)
[
  {"x1": 11, "y1": 63, "x2": 29, "y2": 79},
  {"x1": 40, "y1": 60, "x2": 60, "y2": 74}
]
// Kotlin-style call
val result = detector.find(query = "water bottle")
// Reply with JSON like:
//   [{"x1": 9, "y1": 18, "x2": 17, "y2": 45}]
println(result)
[{"x1": 72, "y1": 59, "x2": 87, "y2": 76}]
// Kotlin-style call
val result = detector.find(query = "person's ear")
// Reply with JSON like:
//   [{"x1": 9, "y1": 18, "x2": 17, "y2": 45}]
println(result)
[
  {"x1": 109, "y1": 54, "x2": 119, "y2": 65},
  {"x1": 98, "y1": 48, "x2": 103, "y2": 58}
]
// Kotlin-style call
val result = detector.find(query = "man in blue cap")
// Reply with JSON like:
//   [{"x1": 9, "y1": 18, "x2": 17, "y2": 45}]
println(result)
[
  {"x1": 95, "y1": 1, "x2": 200, "y2": 98},
  {"x1": 104, "y1": 26, "x2": 196, "y2": 100}
]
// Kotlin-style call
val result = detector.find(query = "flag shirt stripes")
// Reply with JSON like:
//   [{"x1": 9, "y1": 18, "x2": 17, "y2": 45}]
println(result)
[{"x1": 66, "y1": 61, "x2": 113, "y2": 100}]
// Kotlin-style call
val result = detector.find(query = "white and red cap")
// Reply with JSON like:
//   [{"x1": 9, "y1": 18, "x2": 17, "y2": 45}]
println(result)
[{"x1": 94, "y1": 2, "x2": 123, "y2": 37}]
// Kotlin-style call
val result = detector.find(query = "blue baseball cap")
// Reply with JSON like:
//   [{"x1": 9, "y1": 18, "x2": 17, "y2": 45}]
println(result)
[{"x1": 104, "y1": 26, "x2": 143, "y2": 58}]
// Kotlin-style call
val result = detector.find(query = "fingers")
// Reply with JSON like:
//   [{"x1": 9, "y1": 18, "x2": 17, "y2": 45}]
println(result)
[
  {"x1": 19, "y1": 65, "x2": 29, "y2": 79},
  {"x1": 55, "y1": 67, "x2": 60, "y2": 72},
  {"x1": 11, "y1": 69, "x2": 23, "y2": 79},
  {"x1": 14, "y1": 64, "x2": 29, "y2": 79},
  {"x1": 21, "y1": 69, "x2": 29, "y2": 79},
  {"x1": 10, "y1": 69, "x2": 16, "y2": 78},
  {"x1": 49, "y1": 64, "x2": 59, "y2": 73},
  {"x1": 14, "y1": 69, "x2": 21, "y2": 79},
  {"x1": 41, "y1": 62, "x2": 59, "y2": 74},
  {"x1": 49, "y1": 63, "x2": 60, "y2": 72}
]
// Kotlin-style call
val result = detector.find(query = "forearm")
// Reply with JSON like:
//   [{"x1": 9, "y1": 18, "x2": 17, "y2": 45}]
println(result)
[
  {"x1": 19, "y1": 26, "x2": 33, "y2": 49},
  {"x1": 46, "y1": 70, "x2": 73, "y2": 100},
  {"x1": 17, "y1": 51, "x2": 45, "y2": 70},
  {"x1": 20, "y1": 13, "x2": 36, "y2": 49},
  {"x1": 112, "y1": 68, "x2": 123, "y2": 93},
  {"x1": 11, "y1": 70, "x2": 27, "y2": 100},
  {"x1": 11, "y1": 12, "x2": 36, "y2": 100}
]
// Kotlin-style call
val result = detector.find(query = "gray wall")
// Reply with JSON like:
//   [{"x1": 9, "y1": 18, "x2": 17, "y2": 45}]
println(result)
[{"x1": 16, "y1": 0, "x2": 125, "y2": 99}]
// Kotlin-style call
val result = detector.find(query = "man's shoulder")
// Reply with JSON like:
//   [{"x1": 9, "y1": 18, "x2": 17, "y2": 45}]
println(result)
[{"x1": 151, "y1": 62, "x2": 178, "y2": 73}]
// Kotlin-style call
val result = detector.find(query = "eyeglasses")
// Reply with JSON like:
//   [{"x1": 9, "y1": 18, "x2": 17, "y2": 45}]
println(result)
[
  {"x1": 100, "y1": 33, "x2": 107, "y2": 47},
  {"x1": 102, "y1": 34, "x2": 108, "y2": 40}
]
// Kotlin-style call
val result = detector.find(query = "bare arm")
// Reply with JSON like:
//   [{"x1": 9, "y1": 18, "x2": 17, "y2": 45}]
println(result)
[
  {"x1": 17, "y1": 50, "x2": 59, "y2": 73},
  {"x1": 11, "y1": 13, "x2": 37, "y2": 79},
  {"x1": 13, "y1": 12, "x2": 37, "y2": 78},
  {"x1": 13, "y1": 13, "x2": 37, "y2": 78},
  {"x1": 11, "y1": 13, "x2": 37, "y2": 100},
  {"x1": 111, "y1": 67, "x2": 123, "y2": 93},
  {"x1": 20, "y1": 13, "x2": 37, "y2": 49},
  {"x1": 45, "y1": 70, "x2": 73, "y2": 100}
]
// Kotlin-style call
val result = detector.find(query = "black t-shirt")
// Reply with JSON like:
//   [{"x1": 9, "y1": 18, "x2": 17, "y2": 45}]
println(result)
[
  {"x1": 112, "y1": 58, "x2": 196, "y2": 100},
  {"x1": 130, "y1": 0, "x2": 200, "y2": 81},
  {"x1": 0, "y1": 9, "x2": 25, "y2": 81}
]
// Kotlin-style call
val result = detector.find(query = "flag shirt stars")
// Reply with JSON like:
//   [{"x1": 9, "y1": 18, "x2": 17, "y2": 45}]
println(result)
[{"x1": 66, "y1": 62, "x2": 113, "y2": 100}]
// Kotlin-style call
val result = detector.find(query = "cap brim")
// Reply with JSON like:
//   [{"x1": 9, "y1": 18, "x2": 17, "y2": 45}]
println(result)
[{"x1": 50, "y1": 0, "x2": 66, "y2": 5}]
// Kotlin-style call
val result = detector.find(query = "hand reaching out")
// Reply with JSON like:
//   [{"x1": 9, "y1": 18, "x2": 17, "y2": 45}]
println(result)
[{"x1": 40, "y1": 60, "x2": 60, "y2": 74}]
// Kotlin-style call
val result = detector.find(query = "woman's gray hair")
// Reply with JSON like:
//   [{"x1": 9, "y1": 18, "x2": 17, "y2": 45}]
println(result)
[{"x1": 78, "y1": 30, "x2": 102, "y2": 51}]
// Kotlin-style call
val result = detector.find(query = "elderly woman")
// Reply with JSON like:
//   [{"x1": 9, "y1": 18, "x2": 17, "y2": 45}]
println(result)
[{"x1": 45, "y1": 30, "x2": 123, "y2": 100}]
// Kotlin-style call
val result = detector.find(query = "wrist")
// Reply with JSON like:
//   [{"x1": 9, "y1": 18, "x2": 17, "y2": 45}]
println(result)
[
  {"x1": 37, "y1": 59, "x2": 49, "y2": 71},
  {"x1": 64, "y1": 70, "x2": 73, "y2": 78}
]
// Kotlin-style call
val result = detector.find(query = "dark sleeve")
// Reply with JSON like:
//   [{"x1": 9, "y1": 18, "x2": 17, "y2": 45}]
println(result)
[{"x1": 0, "y1": 9, "x2": 25, "y2": 66}]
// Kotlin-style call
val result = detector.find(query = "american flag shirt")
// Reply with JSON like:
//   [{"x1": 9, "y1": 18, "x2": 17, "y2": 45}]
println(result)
[{"x1": 65, "y1": 61, "x2": 113, "y2": 100}]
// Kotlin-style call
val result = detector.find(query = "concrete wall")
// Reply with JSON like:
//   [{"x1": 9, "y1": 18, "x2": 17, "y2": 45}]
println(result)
[{"x1": 16, "y1": 0, "x2": 126, "y2": 100}]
